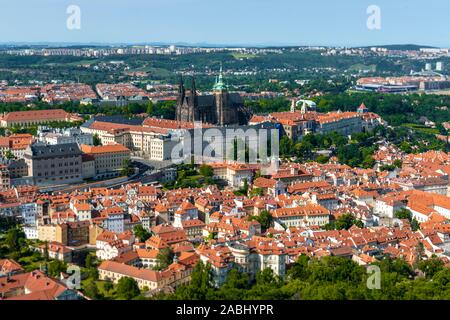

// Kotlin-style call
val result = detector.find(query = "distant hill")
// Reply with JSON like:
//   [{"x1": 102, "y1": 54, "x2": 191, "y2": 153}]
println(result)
[{"x1": 359, "y1": 44, "x2": 438, "y2": 51}]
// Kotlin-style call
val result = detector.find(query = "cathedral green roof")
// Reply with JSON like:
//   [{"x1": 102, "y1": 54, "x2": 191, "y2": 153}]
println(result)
[{"x1": 212, "y1": 64, "x2": 227, "y2": 91}]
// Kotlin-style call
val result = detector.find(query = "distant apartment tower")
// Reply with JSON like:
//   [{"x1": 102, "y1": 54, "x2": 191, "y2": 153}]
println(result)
[
  {"x1": 436, "y1": 62, "x2": 444, "y2": 72},
  {"x1": 425, "y1": 63, "x2": 432, "y2": 71}
]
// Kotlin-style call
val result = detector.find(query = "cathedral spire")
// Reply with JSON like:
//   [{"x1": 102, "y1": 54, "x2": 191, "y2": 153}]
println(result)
[
  {"x1": 189, "y1": 76, "x2": 197, "y2": 108},
  {"x1": 191, "y1": 76, "x2": 196, "y2": 96},
  {"x1": 178, "y1": 75, "x2": 184, "y2": 94},
  {"x1": 213, "y1": 63, "x2": 227, "y2": 92}
]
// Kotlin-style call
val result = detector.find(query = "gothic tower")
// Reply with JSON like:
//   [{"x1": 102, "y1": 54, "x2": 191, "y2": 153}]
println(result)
[
  {"x1": 176, "y1": 76, "x2": 185, "y2": 120},
  {"x1": 176, "y1": 65, "x2": 249, "y2": 125}
]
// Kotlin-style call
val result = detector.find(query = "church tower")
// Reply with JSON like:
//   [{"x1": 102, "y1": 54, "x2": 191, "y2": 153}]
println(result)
[
  {"x1": 213, "y1": 64, "x2": 239, "y2": 126},
  {"x1": 213, "y1": 64, "x2": 226, "y2": 125},
  {"x1": 176, "y1": 76, "x2": 185, "y2": 121},
  {"x1": 176, "y1": 65, "x2": 249, "y2": 125}
]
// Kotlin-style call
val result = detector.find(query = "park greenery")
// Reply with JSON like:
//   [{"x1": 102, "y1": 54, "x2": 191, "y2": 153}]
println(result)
[
  {"x1": 133, "y1": 224, "x2": 152, "y2": 242},
  {"x1": 120, "y1": 159, "x2": 135, "y2": 177},
  {"x1": 394, "y1": 208, "x2": 420, "y2": 231},
  {"x1": 153, "y1": 247, "x2": 175, "y2": 271},
  {"x1": 314, "y1": 92, "x2": 450, "y2": 128},
  {"x1": 2, "y1": 214, "x2": 450, "y2": 300},
  {"x1": 324, "y1": 213, "x2": 364, "y2": 231},
  {"x1": 280, "y1": 130, "x2": 378, "y2": 168},
  {"x1": 152, "y1": 255, "x2": 450, "y2": 300},
  {"x1": 248, "y1": 210, "x2": 274, "y2": 232},
  {"x1": 163, "y1": 163, "x2": 218, "y2": 190},
  {"x1": 280, "y1": 124, "x2": 448, "y2": 169},
  {"x1": 0, "y1": 220, "x2": 68, "y2": 274}
]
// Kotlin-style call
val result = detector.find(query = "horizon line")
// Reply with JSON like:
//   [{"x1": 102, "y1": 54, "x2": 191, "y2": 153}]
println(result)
[{"x1": 0, "y1": 41, "x2": 445, "y2": 50}]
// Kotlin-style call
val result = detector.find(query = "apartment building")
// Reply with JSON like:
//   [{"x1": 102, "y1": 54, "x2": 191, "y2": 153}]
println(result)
[
  {"x1": 197, "y1": 241, "x2": 287, "y2": 287},
  {"x1": 24, "y1": 143, "x2": 83, "y2": 186},
  {"x1": 0, "y1": 109, "x2": 81, "y2": 128},
  {"x1": 80, "y1": 144, "x2": 131, "y2": 179},
  {"x1": 315, "y1": 111, "x2": 363, "y2": 136},
  {"x1": 38, "y1": 127, "x2": 94, "y2": 146},
  {"x1": 98, "y1": 260, "x2": 192, "y2": 291},
  {"x1": 36, "y1": 221, "x2": 91, "y2": 246},
  {"x1": 0, "y1": 165, "x2": 10, "y2": 190},
  {"x1": 80, "y1": 119, "x2": 179, "y2": 161},
  {"x1": 272, "y1": 203, "x2": 330, "y2": 229}
]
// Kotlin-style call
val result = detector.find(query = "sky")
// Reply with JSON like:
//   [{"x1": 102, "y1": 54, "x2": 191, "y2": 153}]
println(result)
[{"x1": 0, "y1": 0, "x2": 449, "y2": 47}]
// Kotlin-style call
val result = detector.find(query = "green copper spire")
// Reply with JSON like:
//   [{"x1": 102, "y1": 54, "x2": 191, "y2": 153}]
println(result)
[{"x1": 213, "y1": 63, "x2": 227, "y2": 91}]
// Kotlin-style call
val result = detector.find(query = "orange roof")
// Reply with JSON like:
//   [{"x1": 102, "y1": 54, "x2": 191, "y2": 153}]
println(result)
[
  {"x1": 2, "y1": 109, "x2": 69, "y2": 122},
  {"x1": 253, "y1": 177, "x2": 278, "y2": 188},
  {"x1": 317, "y1": 111, "x2": 359, "y2": 124},
  {"x1": 80, "y1": 143, "x2": 130, "y2": 154},
  {"x1": 273, "y1": 203, "x2": 330, "y2": 218},
  {"x1": 98, "y1": 260, "x2": 163, "y2": 282},
  {"x1": 143, "y1": 117, "x2": 211, "y2": 129}
]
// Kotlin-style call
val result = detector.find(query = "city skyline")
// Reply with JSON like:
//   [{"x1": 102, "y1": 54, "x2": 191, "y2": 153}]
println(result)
[{"x1": 1, "y1": 0, "x2": 449, "y2": 47}]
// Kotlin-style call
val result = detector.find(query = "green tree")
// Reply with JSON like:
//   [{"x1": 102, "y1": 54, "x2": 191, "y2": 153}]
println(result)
[
  {"x1": 154, "y1": 247, "x2": 175, "y2": 271},
  {"x1": 249, "y1": 187, "x2": 264, "y2": 197},
  {"x1": 213, "y1": 268, "x2": 250, "y2": 300},
  {"x1": 85, "y1": 253, "x2": 95, "y2": 269},
  {"x1": 240, "y1": 178, "x2": 249, "y2": 195},
  {"x1": 199, "y1": 164, "x2": 213, "y2": 177},
  {"x1": 84, "y1": 279, "x2": 101, "y2": 299},
  {"x1": 411, "y1": 218, "x2": 420, "y2": 232},
  {"x1": 280, "y1": 136, "x2": 295, "y2": 157},
  {"x1": 93, "y1": 134, "x2": 102, "y2": 146},
  {"x1": 116, "y1": 277, "x2": 140, "y2": 300},
  {"x1": 88, "y1": 267, "x2": 99, "y2": 280},
  {"x1": 133, "y1": 224, "x2": 151, "y2": 242},
  {"x1": 395, "y1": 208, "x2": 413, "y2": 221},
  {"x1": 393, "y1": 159, "x2": 403, "y2": 168},
  {"x1": 103, "y1": 281, "x2": 114, "y2": 292},
  {"x1": 146, "y1": 101, "x2": 154, "y2": 115},
  {"x1": 47, "y1": 260, "x2": 66, "y2": 277},
  {"x1": 5, "y1": 227, "x2": 25, "y2": 252},
  {"x1": 288, "y1": 254, "x2": 311, "y2": 281},
  {"x1": 418, "y1": 256, "x2": 444, "y2": 278},
  {"x1": 316, "y1": 154, "x2": 329, "y2": 164},
  {"x1": 4, "y1": 149, "x2": 15, "y2": 160},
  {"x1": 325, "y1": 213, "x2": 364, "y2": 230},
  {"x1": 43, "y1": 241, "x2": 50, "y2": 262},
  {"x1": 120, "y1": 159, "x2": 135, "y2": 177},
  {"x1": 249, "y1": 210, "x2": 273, "y2": 232},
  {"x1": 172, "y1": 261, "x2": 213, "y2": 300}
]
